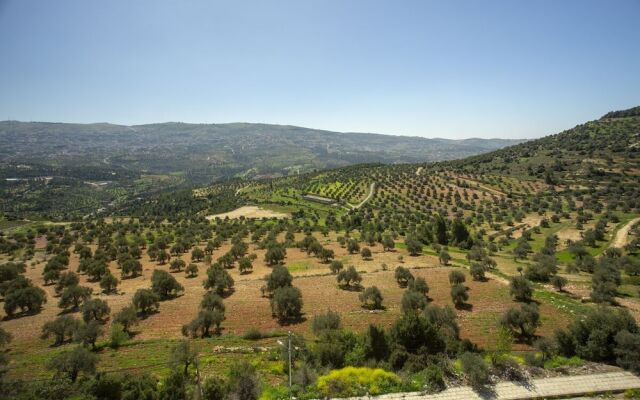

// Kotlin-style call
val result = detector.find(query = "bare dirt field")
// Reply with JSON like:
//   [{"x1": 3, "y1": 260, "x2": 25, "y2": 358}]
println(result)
[
  {"x1": 1, "y1": 233, "x2": 570, "y2": 357},
  {"x1": 206, "y1": 206, "x2": 290, "y2": 220}
]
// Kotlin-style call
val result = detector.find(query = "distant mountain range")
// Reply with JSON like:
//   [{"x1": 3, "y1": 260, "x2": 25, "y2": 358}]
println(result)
[{"x1": 0, "y1": 121, "x2": 524, "y2": 182}]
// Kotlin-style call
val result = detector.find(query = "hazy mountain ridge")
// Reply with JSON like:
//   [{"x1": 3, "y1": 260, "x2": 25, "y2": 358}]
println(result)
[{"x1": 0, "y1": 121, "x2": 523, "y2": 176}]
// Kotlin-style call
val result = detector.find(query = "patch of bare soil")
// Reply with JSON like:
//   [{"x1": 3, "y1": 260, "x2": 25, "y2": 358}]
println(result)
[{"x1": 206, "y1": 206, "x2": 289, "y2": 220}]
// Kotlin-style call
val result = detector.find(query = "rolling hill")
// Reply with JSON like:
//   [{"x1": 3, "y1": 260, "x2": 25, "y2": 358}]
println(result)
[{"x1": 0, "y1": 120, "x2": 522, "y2": 219}]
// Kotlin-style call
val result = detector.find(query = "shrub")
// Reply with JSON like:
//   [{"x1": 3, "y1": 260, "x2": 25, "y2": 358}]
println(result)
[
  {"x1": 407, "y1": 277, "x2": 429, "y2": 296},
  {"x1": 391, "y1": 313, "x2": 445, "y2": 355},
  {"x1": 203, "y1": 375, "x2": 228, "y2": 400},
  {"x1": 448, "y1": 270, "x2": 466, "y2": 285},
  {"x1": 242, "y1": 328, "x2": 268, "y2": 340},
  {"x1": 450, "y1": 283, "x2": 469, "y2": 308},
  {"x1": 555, "y1": 306, "x2": 638, "y2": 363},
  {"x1": 361, "y1": 247, "x2": 372, "y2": 260},
  {"x1": 185, "y1": 263, "x2": 199, "y2": 278},
  {"x1": 401, "y1": 290, "x2": 427, "y2": 314},
  {"x1": 439, "y1": 250, "x2": 451, "y2": 265},
  {"x1": 394, "y1": 266, "x2": 414, "y2": 288},
  {"x1": 329, "y1": 260, "x2": 344, "y2": 274},
  {"x1": 551, "y1": 275, "x2": 568, "y2": 291},
  {"x1": 470, "y1": 263, "x2": 485, "y2": 281},
  {"x1": 359, "y1": 286, "x2": 384, "y2": 310},
  {"x1": 510, "y1": 276, "x2": 533, "y2": 302},
  {"x1": 110, "y1": 322, "x2": 129, "y2": 349},
  {"x1": 460, "y1": 352, "x2": 489, "y2": 386},
  {"x1": 228, "y1": 361, "x2": 261, "y2": 400},
  {"x1": 312, "y1": 310, "x2": 341, "y2": 335},
  {"x1": 316, "y1": 367, "x2": 402, "y2": 397},
  {"x1": 615, "y1": 330, "x2": 640, "y2": 373},
  {"x1": 422, "y1": 364, "x2": 446, "y2": 393}
]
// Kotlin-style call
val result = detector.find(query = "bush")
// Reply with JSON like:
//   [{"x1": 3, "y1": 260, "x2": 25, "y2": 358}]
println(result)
[
  {"x1": 615, "y1": 330, "x2": 640, "y2": 373},
  {"x1": 312, "y1": 310, "x2": 341, "y2": 335},
  {"x1": 401, "y1": 290, "x2": 427, "y2": 314},
  {"x1": 361, "y1": 247, "x2": 372, "y2": 260},
  {"x1": 228, "y1": 361, "x2": 261, "y2": 400},
  {"x1": 470, "y1": 263, "x2": 485, "y2": 281},
  {"x1": 329, "y1": 260, "x2": 344, "y2": 274},
  {"x1": 394, "y1": 266, "x2": 414, "y2": 288},
  {"x1": 450, "y1": 283, "x2": 468, "y2": 308},
  {"x1": 109, "y1": 322, "x2": 129, "y2": 349},
  {"x1": 422, "y1": 364, "x2": 446, "y2": 393},
  {"x1": 448, "y1": 270, "x2": 466, "y2": 285},
  {"x1": 523, "y1": 352, "x2": 544, "y2": 367},
  {"x1": 391, "y1": 313, "x2": 446, "y2": 355},
  {"x1": 202, "y1": 375, "x2": 228, "y2": 400},
  {"x1": 185, "y1": 263, "x2": 199, "y2": 278},
  {"x1": 460, "y1": 352, "x2": 490, "y2": 386},
  {"x1": 551, "y1": 275, "x2": 568, "y2": 291},
  {"x1": 316, "y1": 367, "x2": 402, "y2": 397},
  {"x1": 359, "y1": 286, "x2": 384, "y2": 310},
  {"x1": 555, "y1": 306, "x2": 638, "y2": 363},
  {"x1": 510, "y1": 276, "x2": 533, "y2": 302},
  {"x1": 407, "y1": 277, "x2": 429, "y2": 296},
  {"x1": 242, "y1": 328, "x2": 269, "y2": 340}
]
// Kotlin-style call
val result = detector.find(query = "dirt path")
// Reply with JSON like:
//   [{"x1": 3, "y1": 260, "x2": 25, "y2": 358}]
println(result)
[
  {"x1": 351, "y1": 182, "x2": 375, "y2": 209},
  {"x1": 454, "y1": 175, "x2": 507, "y2": 196},
  {"x1": 610, "y1": 217, "x2": 640, "y2": 249}
]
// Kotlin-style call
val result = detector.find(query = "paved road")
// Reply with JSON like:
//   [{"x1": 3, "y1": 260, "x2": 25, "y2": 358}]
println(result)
[
  {"x1": 610, "y1": 217, "x2": 640, "y2": 249},
  {"x1": 338, "y1": 371, "x2": 640, "y2": 400}
]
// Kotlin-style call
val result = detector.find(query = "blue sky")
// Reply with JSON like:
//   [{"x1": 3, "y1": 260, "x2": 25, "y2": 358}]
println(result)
[{"x1": 0, "y1": 0, "x2": 638, "y2": 139}]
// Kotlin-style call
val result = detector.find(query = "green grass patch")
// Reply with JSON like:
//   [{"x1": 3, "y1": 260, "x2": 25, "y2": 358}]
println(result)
[
  {"x1": 286, "y1": 260, "x2": 312, "y2": 273},
  {"x1": 544, "y1": 355, "x2": 585, "y2": 369}
]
